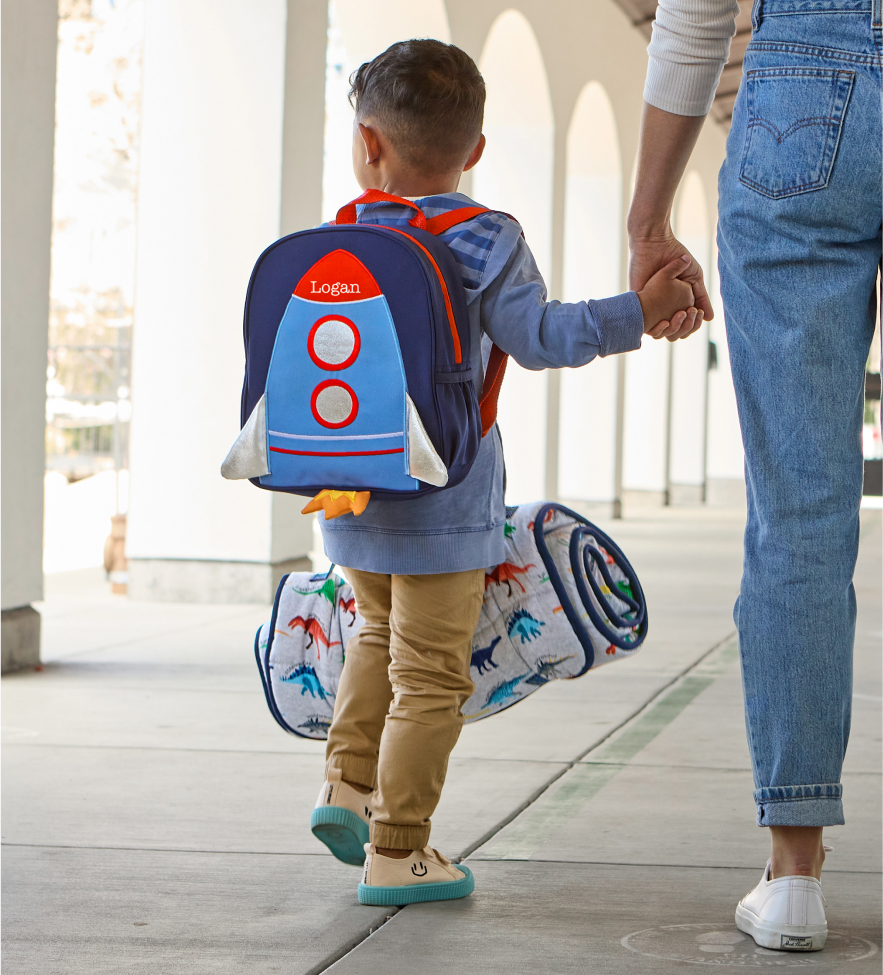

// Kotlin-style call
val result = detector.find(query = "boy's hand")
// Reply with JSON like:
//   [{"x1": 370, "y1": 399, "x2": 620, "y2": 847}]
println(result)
[{"x1": 636, "y1": 255, "x2": 702, "y2": 340}]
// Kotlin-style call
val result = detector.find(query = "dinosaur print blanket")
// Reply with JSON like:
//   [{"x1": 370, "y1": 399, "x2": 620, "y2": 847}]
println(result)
[{"x1": 255, "y1": 502, "x2": 647, "y2": 739}]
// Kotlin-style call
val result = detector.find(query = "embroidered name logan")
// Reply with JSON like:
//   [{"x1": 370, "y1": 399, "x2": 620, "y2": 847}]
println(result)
[{"x1": 310, "y1": 281, "x2": 361, "y2": 296}]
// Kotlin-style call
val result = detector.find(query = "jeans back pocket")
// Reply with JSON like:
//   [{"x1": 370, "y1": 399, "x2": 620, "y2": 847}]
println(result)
[{"x1": 739, "y1": 68, "x2": 855, "y2": 199}]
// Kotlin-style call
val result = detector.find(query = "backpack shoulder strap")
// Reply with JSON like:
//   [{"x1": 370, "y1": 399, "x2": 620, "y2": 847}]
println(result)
[
  {"x1": 424, "y1": 206, "x2": 515, "y2": 437},
  {"x1": 424, "y1": 206, "x2": 516, "y2": 236},
  {"x1": 480, "y1": 343, "x2": 508, "y2": 437}
]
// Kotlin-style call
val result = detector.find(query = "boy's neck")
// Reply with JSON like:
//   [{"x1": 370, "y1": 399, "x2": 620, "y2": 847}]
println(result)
[{"x1": 360, "y1": 173, "x2": 462, "y2": 199}]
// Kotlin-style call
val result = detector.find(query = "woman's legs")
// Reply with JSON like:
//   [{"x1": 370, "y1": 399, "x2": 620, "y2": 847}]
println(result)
[{"x1": 717, "y1": 6, "x2": 882, "y2": 842}]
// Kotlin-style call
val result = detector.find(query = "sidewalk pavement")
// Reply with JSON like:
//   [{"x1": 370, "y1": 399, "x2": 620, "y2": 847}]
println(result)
[{"x1": 3, "y1": 506, "x2": 880, "y2": 974}]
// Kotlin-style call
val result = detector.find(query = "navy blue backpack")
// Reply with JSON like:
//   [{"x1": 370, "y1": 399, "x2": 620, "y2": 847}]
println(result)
[{"x1": 221, "y1": 190, "x2": 508, "y2": 514}]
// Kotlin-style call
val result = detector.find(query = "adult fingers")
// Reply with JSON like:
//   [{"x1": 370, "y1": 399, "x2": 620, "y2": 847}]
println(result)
[{"x1": 679, "y1": 259, "x2": 714, "y2": 321}]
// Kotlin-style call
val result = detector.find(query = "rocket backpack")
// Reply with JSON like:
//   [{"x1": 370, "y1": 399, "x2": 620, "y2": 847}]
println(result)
[{"x1": 221, "y1": 190, "x2": 509, "y2": 515}]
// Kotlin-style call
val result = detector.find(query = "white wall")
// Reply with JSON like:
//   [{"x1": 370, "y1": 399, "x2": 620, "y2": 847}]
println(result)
[
  {"x1": 473, "y1": 9, "x2": 554, "y2": 504},
  {"x1": 322, "y1": 0, "x2": 451, "y2": 221},
  {"x1": 669, "y1": 171, "x2": 711, "y2": 489},
  {"x1": 559, "y1": 82, "x2": 622, "y2": 502},
  {"x1": 1, "y1": 0, "x2": 57, "y2": 611},
  {"x1": 706, "y1": 239, "x2": 745, "y2": 482},
  {"x1": 622, "y1": 339, "x2": 670, "y2": 493},
  {"x1": 127, "y1": 0, "x2": 311, "y2": 568}
]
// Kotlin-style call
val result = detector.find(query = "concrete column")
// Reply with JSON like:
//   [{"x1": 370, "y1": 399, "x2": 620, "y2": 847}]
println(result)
[
  {"x1": 470, "y1": 8, "x2": 554, "y2": 506},
  {"x1": 558, "y1": 82, "x2": 623, "y2": 514},
  {"x1": 544, "y1": 118, "x2": 569, "y2": 502},
  {"x1": 667, "y1": 171, "x2": 712, "y2": 505},
  {"x1": 281, "y1": 0, "x2": 328, "y2": 236},
  {"x1": 1, "y1": 0, "x2": 58, "y2": 670},
  {"x1": 127, "y1": 0, "x2": 325, "y2": 604}
]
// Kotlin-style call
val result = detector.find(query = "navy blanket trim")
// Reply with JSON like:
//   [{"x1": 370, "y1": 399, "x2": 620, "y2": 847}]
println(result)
[
  {"x1": 569, "y1": 523, "x2": 647, "y2": 648},
  {"x1": 571, "y1": 533, "x2": 641, "y2": 649},
  {"x1": 532, "y1": 503, "x2": 595, "y2": 675},
  {"x1": 254, "y1": 625, "x2": 277, "y2": 724},
  {"x1": 582, "y1": 541, "x2": 642, "y2": 617},
  {"x1": 581, "y1": 547, "x2": 638, "y2": 630},
  {"x1": 263, "y1": 572, "x2": 303, "y2": 736},
  {"x1": 532, "y1": 503, "x2": 648, "y2": 673},
  {"x1": 579, "y1": 539, "x2": 643, "y2": 629}
]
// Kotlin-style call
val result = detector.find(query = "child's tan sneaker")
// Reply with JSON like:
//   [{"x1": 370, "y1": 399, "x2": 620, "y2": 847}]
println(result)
[
  {"x1": 310, "y1": 767, "x2": 372, "y2": 866},
  {"x1": 358, "y1": 844, "x2": 475, "y2": 905}
]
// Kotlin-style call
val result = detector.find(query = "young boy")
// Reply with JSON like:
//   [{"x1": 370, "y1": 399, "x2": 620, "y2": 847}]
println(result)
[{"x1": 310, "y1": 39, "x2": 697, "y2": 906}]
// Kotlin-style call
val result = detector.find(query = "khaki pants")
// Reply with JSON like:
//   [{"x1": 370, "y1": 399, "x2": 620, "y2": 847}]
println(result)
[{"x1": 325, "y1": 567, "x2": 484, "y2": 850}]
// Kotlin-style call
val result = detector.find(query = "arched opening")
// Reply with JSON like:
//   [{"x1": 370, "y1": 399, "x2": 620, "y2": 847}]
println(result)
[
  {"x1": 320, "y1": 0, "x2": 452, "y2": 221},
  {"x1": 621, "y1": 148, "x2": 670, "y2": 501},
  {"x1": 622, "y1": 331, "x2": 670, "y2": 498},
  {"x1": 473, "y1": 9, "x2": 554, "y2": 503},
  {"x1": 706, "y1": 236, "x2": 746, "y2": 499},
  {"x1": 668, "y1": 171, "x2": 711, "y2": 500},
  {"x1": 558, "y1": 82, "x2": 622, "y2": 504}
]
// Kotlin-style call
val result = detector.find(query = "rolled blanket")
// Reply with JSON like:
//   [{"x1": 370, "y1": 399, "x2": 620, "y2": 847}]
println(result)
[{"x1": 255, "y1": 502, "x2": 647, "y2": 739}]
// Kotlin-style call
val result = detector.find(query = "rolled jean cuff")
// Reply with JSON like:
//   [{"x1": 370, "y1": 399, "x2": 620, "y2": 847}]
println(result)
[
  {"x1": 755, "y1": 784, "x2": 844, "y2": 827},
  {"x1": 371, "y1": 821, "x2": 431, "y2": 851},
  {"x1": 326, "y1": 756, "x2": 376, "y2": 791}
]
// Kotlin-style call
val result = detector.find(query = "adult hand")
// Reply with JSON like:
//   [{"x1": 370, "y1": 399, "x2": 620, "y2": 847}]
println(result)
[{"x1": 629, "y1": 231, "x2": 713, "y2": 342}]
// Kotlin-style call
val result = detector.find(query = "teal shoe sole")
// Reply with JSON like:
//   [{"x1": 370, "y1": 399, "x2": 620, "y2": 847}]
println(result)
[
  {"x1": 311, "y1": 806, "x2": 370, "y2": 866},
  {"x1": 358, "y1": 864, "x2": 475, "y2": 906}
]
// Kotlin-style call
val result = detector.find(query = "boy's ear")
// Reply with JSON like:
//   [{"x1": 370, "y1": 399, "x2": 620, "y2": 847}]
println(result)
[
  {"x1": 357, "y1": 122, "x2": 382, "y2": 166},
  {"x1": 462, "y1": 134, "x2": 486, "y2": 173}
]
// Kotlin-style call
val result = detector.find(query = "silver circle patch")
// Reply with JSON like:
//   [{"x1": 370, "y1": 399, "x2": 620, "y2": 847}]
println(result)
[
  {"x1": 312, "y1": 319, "x2": 355, "y2": 365},
  {"x1": 315, "y1": 384, "x2": 354, "y2": 424},
  {"x1": 621, "y1": 924, "x2": 878, "y2": 967}
]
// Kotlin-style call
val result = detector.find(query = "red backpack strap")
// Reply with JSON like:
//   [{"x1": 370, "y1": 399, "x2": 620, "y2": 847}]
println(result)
[
  {"x1": 479, "y1": 343, "x2": 508, "y2": 436},
  {"x1": 336, "y1": 197, "x2": 511, "y2": 435},
  {"x1": 424, "y1": 206, "x2": 520, "y2": 236},
  {"x1": 424, "y1": 206, "x2": 490, "y2": 235},
  {"x1": 335, "y1": 190, "x2": 427, "y2": 229},
  {"x1": 424, "y1": 205, "x2": 514, "y2": 436}
]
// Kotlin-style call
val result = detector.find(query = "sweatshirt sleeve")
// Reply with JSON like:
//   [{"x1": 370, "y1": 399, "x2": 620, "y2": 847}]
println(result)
[
  {"x1": 644, "y1": 0, "x2": 740, "y2": 117},
  {"x1": 479, "y1": 236, "x2": 645, "y2": 370}
]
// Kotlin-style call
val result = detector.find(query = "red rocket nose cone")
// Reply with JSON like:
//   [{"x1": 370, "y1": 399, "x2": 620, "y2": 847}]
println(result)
[{"x1": 294, "y1": 249, "x2": 382, "y2": 301}]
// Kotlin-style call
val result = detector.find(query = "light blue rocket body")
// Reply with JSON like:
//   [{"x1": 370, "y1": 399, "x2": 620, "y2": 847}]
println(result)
[{"x1": 260, "y1": 294, "x2": 420, "y2": 492}]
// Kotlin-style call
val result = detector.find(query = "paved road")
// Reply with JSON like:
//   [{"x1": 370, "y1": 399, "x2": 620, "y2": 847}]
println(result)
[{"x1": 3, "y1": 507, "x2": 880, "y2": 974}]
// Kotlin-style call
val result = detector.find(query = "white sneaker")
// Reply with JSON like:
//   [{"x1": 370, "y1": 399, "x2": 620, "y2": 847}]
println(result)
[
  {"x1": 310, "y1": 767, "x2": 373, "y2": 866},
  {"x1": 735, "y1": 860, "x2": 827, "y2": 951},
  {"x1": 358, "y1": 844, "x2": 475, "y2": 906}
]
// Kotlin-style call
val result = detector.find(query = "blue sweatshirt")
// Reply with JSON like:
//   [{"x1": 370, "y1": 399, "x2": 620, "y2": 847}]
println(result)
[{"x1": 319, "y1": 192, "x2": 644, "y2": 574}]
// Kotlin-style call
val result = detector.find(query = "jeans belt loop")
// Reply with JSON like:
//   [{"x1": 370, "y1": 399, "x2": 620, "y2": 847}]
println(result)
[
  {"x1": 751, "y1": 0, "x2": 763, "y2": 32},
  {"x1": 873, "y1": 0, "x2": 882, "y2": 31}
]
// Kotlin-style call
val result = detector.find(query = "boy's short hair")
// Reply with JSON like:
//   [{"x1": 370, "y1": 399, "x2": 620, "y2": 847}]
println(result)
[{"x1": 349, "y1": 39, "x2": 485, "y2": 175}]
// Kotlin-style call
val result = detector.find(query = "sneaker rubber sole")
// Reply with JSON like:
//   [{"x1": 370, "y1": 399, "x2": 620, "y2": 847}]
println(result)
[
  {"x1": 311, "y1": 806, "x2": 369, "y2": 866},
  {"x1": 735, "y1": 903, "x2": 827, "y2": 951},
  {"x1": 358, "y1": 864, "x2": 475, "y2": 906}
]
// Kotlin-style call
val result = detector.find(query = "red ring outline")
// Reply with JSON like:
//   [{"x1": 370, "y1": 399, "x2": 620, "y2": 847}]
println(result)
[
  {"x1": 310, "y1": 380, "x2": 359, "y2": 429},
  {"x1": 307, "y1": 315, "x2": 360, "y2": 371}
]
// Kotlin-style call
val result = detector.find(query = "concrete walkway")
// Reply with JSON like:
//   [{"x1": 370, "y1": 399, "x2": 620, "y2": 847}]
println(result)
[{"x1": 3, "y1": 507, "x2": 880, "y2": 974}]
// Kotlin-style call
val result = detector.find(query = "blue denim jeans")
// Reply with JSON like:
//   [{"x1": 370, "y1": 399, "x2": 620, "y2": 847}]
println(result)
[{"x1": 718, "y1": 0, "x2": 882, "y2": 827}]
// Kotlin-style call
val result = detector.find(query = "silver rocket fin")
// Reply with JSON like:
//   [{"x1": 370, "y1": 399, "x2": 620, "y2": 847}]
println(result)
[
  {"x1": 405, "y1": 393, "x2": 448, "y2": 487},
  {"x1": 221, "y1": 394, "x2": 270, "y2": 479}
]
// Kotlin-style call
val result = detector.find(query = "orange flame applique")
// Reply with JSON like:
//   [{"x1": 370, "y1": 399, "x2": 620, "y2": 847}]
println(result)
[{"x1": 301, "y1": 489, "x2": 371, "y2": 520}]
